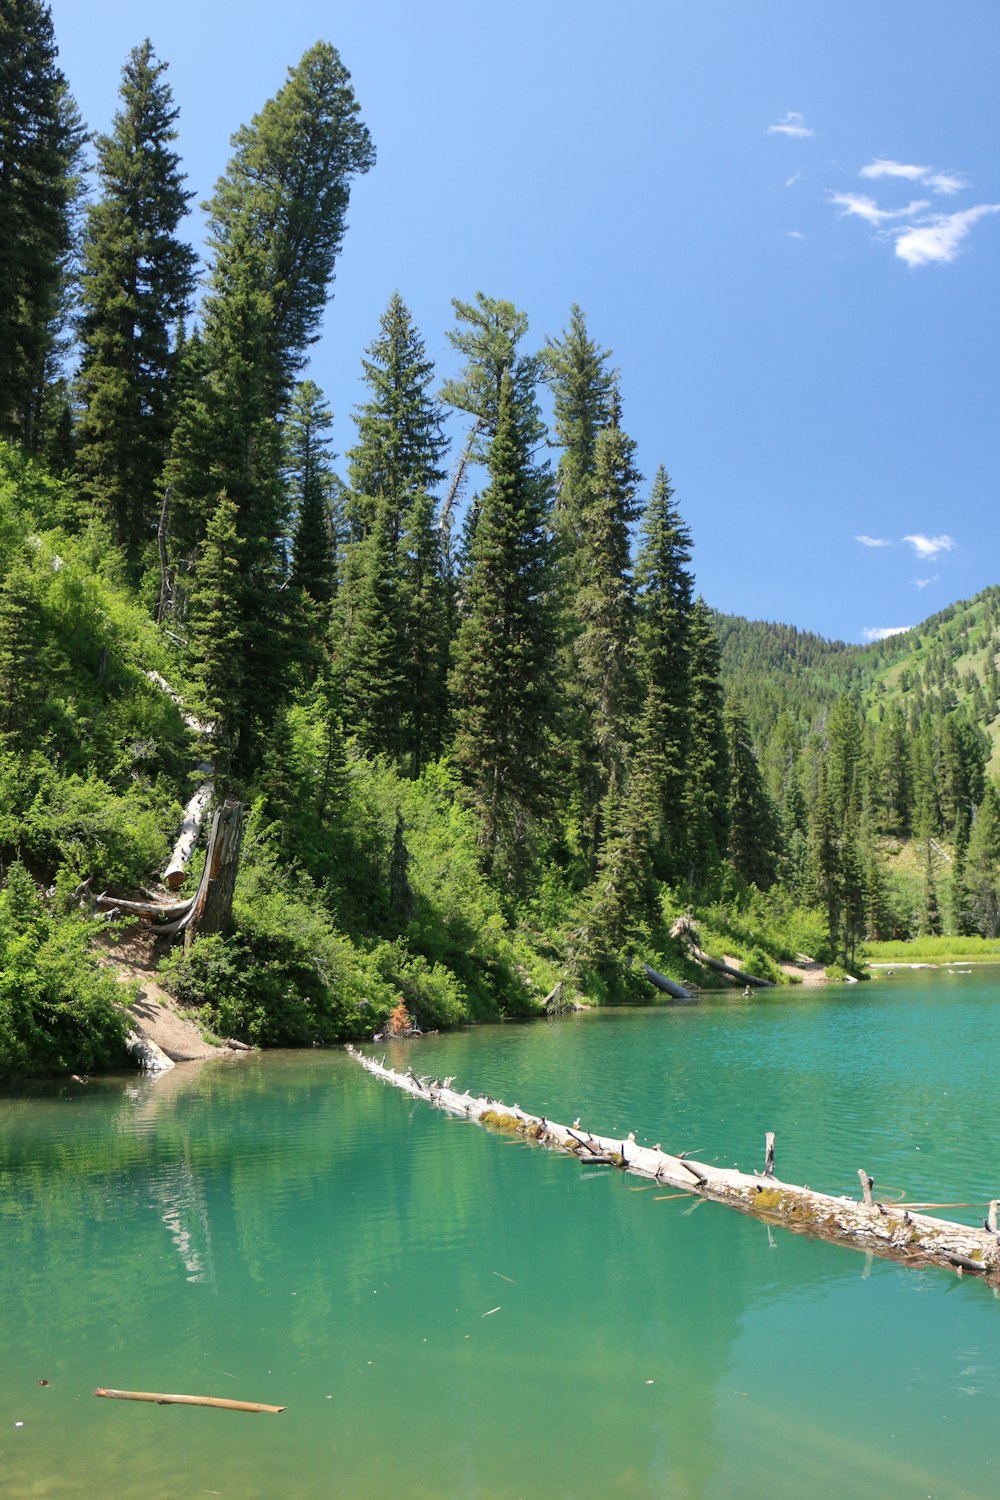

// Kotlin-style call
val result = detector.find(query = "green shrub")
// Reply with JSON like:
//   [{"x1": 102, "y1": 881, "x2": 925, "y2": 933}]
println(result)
[{"x1": 0, "y1": 863, "x2": 132, "y2": 1079}]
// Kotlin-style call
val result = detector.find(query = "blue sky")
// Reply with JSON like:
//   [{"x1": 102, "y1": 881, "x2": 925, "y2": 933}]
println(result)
[{"x1": 48, "y1": 0, "x2": 1000, "y2": 643}]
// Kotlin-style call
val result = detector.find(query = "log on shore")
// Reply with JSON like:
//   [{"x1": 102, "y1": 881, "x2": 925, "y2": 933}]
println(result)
[
  {"x1": 670, "y1": 914, "x2": 775, "y2": 988},
  {"x1": 125, "y1": 1031, "x2": 174, "y2": 1074},
  {"x1": 94, "y1": 1388, "x2": 284, "y2": 1414},
  {"x1": 94, "y1": 893, "x2": 194, "y2": 920},
  {"x1": 93, "y1": 800, "x2": 244, "y2": 944},
  {"x1": 347, "y1": 1048, "x2": 1000, "y2": 1283},
  {"x1": 163, "y1": 776, "x2": 214, "y2": 890}
]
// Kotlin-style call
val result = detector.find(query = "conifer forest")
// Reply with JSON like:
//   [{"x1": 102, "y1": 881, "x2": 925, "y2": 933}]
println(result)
[{"x1": 2, "y1": 4, "x2": 1000, "y2": 1078}]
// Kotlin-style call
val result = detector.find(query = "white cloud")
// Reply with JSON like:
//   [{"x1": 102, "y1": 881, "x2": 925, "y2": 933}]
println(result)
[
  {"x1": 913, "y1": 575, "x2": 939, "y2": 588},
  {"x1": 856, "y1": 534, "x2": 893, "y2": 547},
  {"x1": 894, "y1": 205, "x2": 1000, "y2": 266},
  {"x1": 786, "y1": 230, "x2": 805, "y2": 240},
  {"x1": 860, "y1": 159, "x2": 967, "y2": 196},
  {"x1": 860, "y1": 158, "x2": 929, "y2": 183},
  {"x1": 864, "y1": 626, "x2": 912, "y2": 641},
  {"x1": 768, "y1": 112, "x2": 813, "y2": 139},
  {"x1": 784, "y1": 172, "x2": 802, "y2": 188},
  {"x1": 831, "y1": 192, "x2": 930, "y2": 226},
  {"x1": 926, "y1": 172, "x2": 966, "y2": 196},
  {"x1": 903, "y1": 533, "x2": 956, "y2": 559}
]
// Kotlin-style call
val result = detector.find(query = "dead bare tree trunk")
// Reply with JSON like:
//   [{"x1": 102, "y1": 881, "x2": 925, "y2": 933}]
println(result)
[
  {"x1": 156, "y1": 484, "x2": 174, "y2": 624},
  {"x1": 192, "y1": 799, "x2": 244, "y2": 939}
]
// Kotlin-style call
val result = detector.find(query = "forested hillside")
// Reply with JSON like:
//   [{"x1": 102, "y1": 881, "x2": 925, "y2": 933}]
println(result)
[{"x1": 2, "y1": 5, "x2": 999, "y2": 1078}]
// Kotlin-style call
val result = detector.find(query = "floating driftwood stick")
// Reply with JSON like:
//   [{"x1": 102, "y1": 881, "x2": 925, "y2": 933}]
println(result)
[
  {"x1": 858, "y1": 1169, "x2": 874, "y2": 1207},
  {"x1": 764, "y1": 1131, "x2": 775, "y2": 1178},
  {"x1": 348, "y1": 1048, "x2": 1000, "y2": 1283},
  {"x1": 93, "y1": 1388, "x2": 284, "y2": 1413}
]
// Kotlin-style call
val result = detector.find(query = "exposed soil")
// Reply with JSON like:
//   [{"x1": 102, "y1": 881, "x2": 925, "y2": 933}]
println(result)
[
  {"x1": 96, "y1": 928, "x2": 243, "y2": 1064},
  {"x1": 778, "y1": 954, "x2": 829, "y2": 986}
]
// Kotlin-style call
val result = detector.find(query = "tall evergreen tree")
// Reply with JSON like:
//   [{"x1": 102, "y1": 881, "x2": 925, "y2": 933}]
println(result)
[
  {"x1": 346, "y1": 292, "x2": 447, "y2": 537},
  {"x1": 568, "y1": 388, "x2": 642, "y2": 863},
  {"x1": 286, "y1": 378, "x2": 336, "y2": 623},
  {"x1": 807, "y1": 761, "x2": 841, "y2": 959},
  {"x1": 75, "y1": 40, "x2": 196, "y2": 573},
  {"x1": 542, "y1": 304, "x2": 614, "y2": 561},
  {"x1": 338, "y1": 491, "x2": 405, "y2": 759},
  {"x1": 336, "y1": 295, "x2": 450, "y2": 770},
  {"x1": 188, "y1": 492, "x2": 243, "y2": 784},
  {"x1": 440, "y1": 292, "x2": 545, "y2": 454},
  {"x1": 725, "y1": 700, "x2": 779, "y2": 889},
  {"x1": 632, "y1": 464, "x2": 694, "y2": 882},
  {"x1": 825, "y1": 694, "x2": 864, "y2": 825},
  {"x1": 962, "y1": 784, "x2": 1000, "y2": 937},
  {"x1": 685, "y1": 598, "x2": 729, "y2": 881},
  {"x1": 170, "y1": 42, "x2": 374, "y2": 774},
  {"x1": 398, "y1": 487, "x2": 450, "y2": 771},
  {"x1": 449, "y1": 372, "x2": 557, "y2": 886},
  {"x1": 0, "y1": 0, "x2": 85, "y2": 452}
]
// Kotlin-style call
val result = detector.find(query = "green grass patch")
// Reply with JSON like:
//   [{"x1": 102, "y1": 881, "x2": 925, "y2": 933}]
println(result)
[{"x1": 864, "y1": 935, "x2": 1000, "y2": 964}]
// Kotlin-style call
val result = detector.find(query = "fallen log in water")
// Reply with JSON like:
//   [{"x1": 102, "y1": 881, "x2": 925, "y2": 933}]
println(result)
[
  {"x1": 347, "y1": 1047, "x2": 1000, "y2": 1282},
  {"x1": 670, "y1": 914, "x2": 775, "y2": 987},
  {"x1": 94, "y1": 1388, "x2": 284, "y2": 1414},
  {"x1": 642, "y1": 964, "x2": 693, "y2": 1000}
]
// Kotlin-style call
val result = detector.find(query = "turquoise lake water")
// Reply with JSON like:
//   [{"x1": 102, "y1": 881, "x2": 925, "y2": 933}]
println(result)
[{"x1": 2, "y1": 968, "x2": 1000, "y2": 1498}]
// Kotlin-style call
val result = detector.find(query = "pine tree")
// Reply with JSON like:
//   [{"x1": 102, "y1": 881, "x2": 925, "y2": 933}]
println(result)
[
  {"x1": 840, "y1": 796, "x2": 866, "y2": 966},
  {"x1": 778, "y1": 765, "x2": 809, "y2": 900},
  {"x1": 807, "y1": 761, "x2": 841, "y2": 959},
  {"x1": 338, "y1": 492, "x2": 405, "y2": 758},
  {"x1": 346, "y1": 292, "x2": 447, "y2": 538},
  {"x1": 449, "y1": 372, "x2": 557, "y2": 886},
  {"x1": 963, "y1": 784, "x2": 1000, "y2": 937},
  {"x1": 632, "y1": 464, "x2": 694, "y2": 882},
  {"x1": 870, "y1": 704, "x2": 912, "y2": 834},
  {"x1": 920, "y1": 831, "x2": 942, "y2": 937},
  {"x1": 440, "y1": 292, "x2": 545, "y2": 454},
  {"x1": 685, "y1": 598, "x2": 729, "y2": 882},
  {"x1": 725, "y1": 700, "x2": 779, "y2": 889},
  {"x1": 398, "y1": 487, "x2": 450, "y2": 771},
  {"x1": 581, "y1": 777, "x2": 653, "y2": 968},
  {"x1": 0, "y1": 0, "x2": 85, "y2": 451},
  {"x1": 825, "y1": 694, "x2": 864, "y2": 825},
  {"x1": 336, "y1": 296, "x2": 449, "y2": 769},
  {"x1": 568, "y1": 388, "x2": 642, "y2": 863},
  {"x1": 542, "y1": 304, "x2": 614, "y2": 564},
  {"x1": 286, "y1": 378, "x2": 337, "y2": 634},
  {"x1": 75, "y1": 40, "x2": 196, "y2": 574},
  {"x1": 0, "y1": 555, "x2": 40, "y2": 745},
  {"x1": 170, "y1": 42, "x2": 374, "y2": 774},
  {"x1": 188, "y1": 493, "x2": 243, "y2": 784}
]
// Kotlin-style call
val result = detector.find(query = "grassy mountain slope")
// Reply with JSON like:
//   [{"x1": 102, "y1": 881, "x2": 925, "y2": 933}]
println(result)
[{"x1": 715, "y1": 585, "x2": 1000, "y2": 772}]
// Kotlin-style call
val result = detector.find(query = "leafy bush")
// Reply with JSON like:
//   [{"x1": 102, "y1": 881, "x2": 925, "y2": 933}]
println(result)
[
  {"x1": 368, "y1": 939, "x2": 468, "y2": 1031},
  {"x1": 162, "y1": 821, "x2": 398, "y2": 1045},
  {"x1": 0, "y1": 863, "x2": 132, "y2": 1078},
  {"x1": 14, "y1": 767, "x2": 175, "y2": 887}
]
